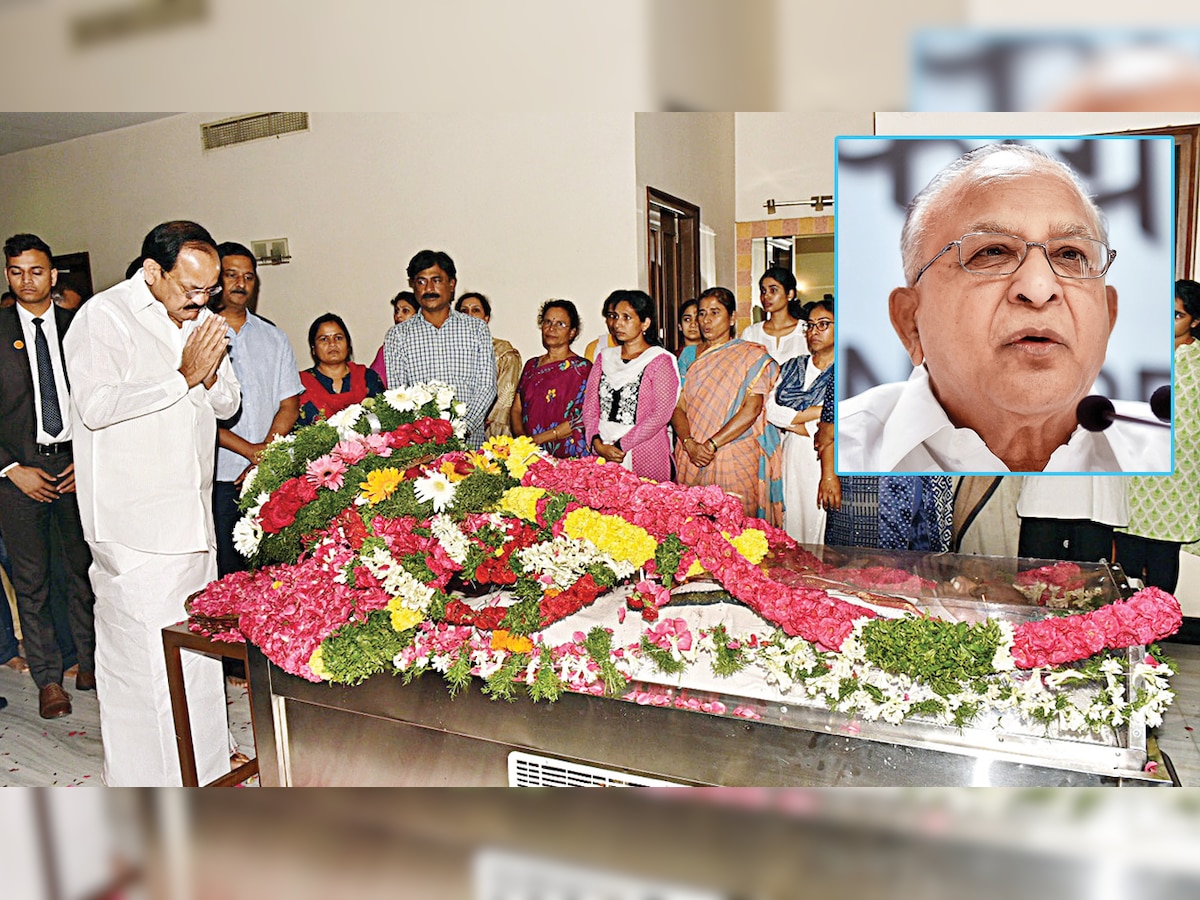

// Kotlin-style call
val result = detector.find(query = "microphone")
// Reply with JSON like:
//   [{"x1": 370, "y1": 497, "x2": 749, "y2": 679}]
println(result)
[
  {"x1": 1150, "y1": 385, "x2": 1171, "y2": 422},
  {"x1": 1076, "y1": 394, "x2": 1171, "y2": 432}
]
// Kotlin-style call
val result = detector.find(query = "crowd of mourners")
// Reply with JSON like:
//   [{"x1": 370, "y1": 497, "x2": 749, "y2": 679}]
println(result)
[{"x1": 1, "y1": 228, "x2": 1198, "y2": 787}]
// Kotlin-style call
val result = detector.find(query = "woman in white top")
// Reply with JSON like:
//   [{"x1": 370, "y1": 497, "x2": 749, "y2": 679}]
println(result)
[
  {"x1": 741, "y1": 266, "x2": 807, "y2": 364},
  {"x1": 765, "y1": 296, "x2": 835, "y2": 543}
]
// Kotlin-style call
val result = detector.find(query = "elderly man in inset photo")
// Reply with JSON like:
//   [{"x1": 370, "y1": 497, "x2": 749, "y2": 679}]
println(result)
[{"x1": 837, "y1": 139, "x2": 1172, "y2": 474}]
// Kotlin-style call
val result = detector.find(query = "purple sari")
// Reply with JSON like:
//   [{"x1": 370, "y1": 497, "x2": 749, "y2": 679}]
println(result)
[{"x1": 517, "y1": 354, "x2": 592, "y2": 458}]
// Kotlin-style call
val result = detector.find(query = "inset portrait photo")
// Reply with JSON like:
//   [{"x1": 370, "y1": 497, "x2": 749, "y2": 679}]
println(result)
[{"x1": 835, "y1": 135, "x2": 1175, "y2": 475}]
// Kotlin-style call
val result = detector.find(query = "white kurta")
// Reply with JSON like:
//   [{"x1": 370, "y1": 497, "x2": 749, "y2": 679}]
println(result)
[
  {"x1": 65, "y1": 272, "x2": 241, "y2": 786},
  {"x1": 838, "y1": 365, "x2": 1171, "y2": 474}
]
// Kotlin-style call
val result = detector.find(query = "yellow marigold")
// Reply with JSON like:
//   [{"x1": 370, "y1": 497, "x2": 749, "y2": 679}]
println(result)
[
  {"x1": 499, "y1": 486, "x2": 546, "y2": 522},
  {"x1": 387, "y1": 602, "x2": 424, "y2": 633},
  {"x1": 725, "y1": 528, "x2": 769, "y2": 564},
  {"x1": 307, "y1": 644, "x2": 329, "y2": 680},
  {"x1": 503, "y1": 436, "x2": 541, "y2": 479},
  {"x1": 360, "y1": 467, "x2": 403, "y2": 505},
  {"x1": 685, "y1": 560, "x2": 706, "y2": 579},
  {"x1": 482, "y1": 435, "x2": 513, "y2": 458},
  {"x1": 563, "y1": 507, "x2": 657, "y2": 568},
  {"x1": 491, "y1": 629, "x2": 534, "y2": 653},
  {"x1": 470, "y1": 452, "x2": 502, "y2": 475}
]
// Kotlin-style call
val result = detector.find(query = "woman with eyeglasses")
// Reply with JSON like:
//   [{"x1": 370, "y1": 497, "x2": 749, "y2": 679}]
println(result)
[
  {"x1": 741, "y1": 266, "x2": 807, "y2": 364},
  {"x1": 766, "y1": 296, "x2": 836, "y2": 543},
  {"x1": 671, "y1": 287, "x2": 783, "y2": 526},
  {"x1": 511, "y1": 299, "x2": 592, "y2": 458},
  {"x1": 583, "y1": 290, "x2": 680, "y2": 480},
  {"x1": 1114, "y1": 279, "x2": 1200, "y2": 590},
  {"x1": 298, "y1": 312, "x2": 383, "y2": 426}
]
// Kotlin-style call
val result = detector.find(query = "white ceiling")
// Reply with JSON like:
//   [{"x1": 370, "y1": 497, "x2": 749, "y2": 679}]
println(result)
[{"x1": 0, "y1": 113, "x2": 177, "y2": 157}]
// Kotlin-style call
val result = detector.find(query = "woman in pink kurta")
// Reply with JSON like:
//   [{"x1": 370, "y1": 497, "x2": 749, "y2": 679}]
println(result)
[{"x1": 583, "y1": 290, "x2": 680, "y2": 482}]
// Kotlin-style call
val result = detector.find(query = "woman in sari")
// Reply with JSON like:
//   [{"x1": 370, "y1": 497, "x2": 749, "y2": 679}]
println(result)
[
  {"x1": 298, "y1": 313, "x2": 384, "y2": 426},
  {"x1": 671, "y1": 287, "x2": 783, "y2": 526},
  {"x1": 766, "y1": 296, "x2": 835, "y2": 543},
  {"x1": 583, "y1": 290, "x2": 680, "y2": 481},
  {"x1": 456, "y1": 291, "x2": 522, "y2": 438},
  {"x1": 511, "y1": 299, "x2": 592, "y2": 458}
]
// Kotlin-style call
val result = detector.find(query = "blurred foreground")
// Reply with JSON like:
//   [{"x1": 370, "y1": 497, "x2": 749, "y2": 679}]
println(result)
[{"x1": 5, "y1": 788, "x2": 1200, "y2": 899}]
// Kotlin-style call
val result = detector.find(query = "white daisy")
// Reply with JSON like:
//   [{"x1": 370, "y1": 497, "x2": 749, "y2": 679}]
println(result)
[
  {"x1": 414, "y1": 471, "x2": 456, "y2": 512},
  {"x1": 384, "y1": 385, "x2": 417, "y2": 412}
]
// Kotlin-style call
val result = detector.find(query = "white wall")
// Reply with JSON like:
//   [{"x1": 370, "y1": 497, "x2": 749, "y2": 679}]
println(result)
[
  {"x1": 0, "y1": 113, "x2": 639, "y2": 364},
  {"x1": 635, "y1": 112, "x2": 737, "y2": 294},
  {"x1": 734, "y1": 112, "x2": 874, "y2": 222}
]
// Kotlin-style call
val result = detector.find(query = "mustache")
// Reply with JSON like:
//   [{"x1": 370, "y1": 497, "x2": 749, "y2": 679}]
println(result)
[{"x1": 422, "y1": 292, "x2": 440, "y2": 300}]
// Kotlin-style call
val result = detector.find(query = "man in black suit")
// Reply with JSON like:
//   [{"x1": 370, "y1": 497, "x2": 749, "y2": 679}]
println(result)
[{"x1": 0, "y1": 233, "x2": 96, "y2": 718}]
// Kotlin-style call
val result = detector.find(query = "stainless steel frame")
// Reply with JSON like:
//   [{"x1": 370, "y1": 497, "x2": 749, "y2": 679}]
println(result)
[{"x1": 247, "y1": 643, "x2": 1154, "y2": 787}]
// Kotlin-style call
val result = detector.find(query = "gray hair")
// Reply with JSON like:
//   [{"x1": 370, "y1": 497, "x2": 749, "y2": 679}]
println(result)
[{"x1": 899, "y1": 142, "x2": 1109, "y2": 286}]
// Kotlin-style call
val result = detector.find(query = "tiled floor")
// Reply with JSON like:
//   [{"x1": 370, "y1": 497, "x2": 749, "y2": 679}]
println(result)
[
  {"x1": 0, "y1": 661, "x2": 254, "y2": 787},
  {"x1": 2, "y1": 642, "x2": 1198, "y2": 787}
]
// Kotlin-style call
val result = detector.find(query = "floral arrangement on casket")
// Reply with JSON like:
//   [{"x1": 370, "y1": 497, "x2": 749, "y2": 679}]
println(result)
[{"x1": 190, "y1": 384, "x2": 1182, "y2": 739}]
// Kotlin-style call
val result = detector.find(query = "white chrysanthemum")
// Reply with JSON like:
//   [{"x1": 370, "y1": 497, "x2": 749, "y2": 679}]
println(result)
[
  {"x1": 409, "y1": 384, "x2": 434, "y2": 407},
  {"x1": 238, "y1": 468, "x2": 259, "y2": 499},
  {"x1": 430, "y1": 514, "x2": 470, "y2": 564},
  {"x1": 327, "y1": 404, "x2": 364, "y2": 439},
  {"x1": 232, "y1": 516, "x2": 262, "y2": 557},
  {"x1": 452, "y1": 418, "x2": 468, "y2": 439},
  {"x1": 414, "y1": 471, "x2": 456, "y2": 512},
  {"x1": 453, "y1": 401, "x2": 466, "y2": 417},
  {"x1": 384, "y1": 386, "x2": 418, "y2": 412},
  {"x1": 433, "y1": 383, "x2": 456, "y2": 410},
  {"x1": 248, "y1": 491, "x2": 271, "y2": 516}
]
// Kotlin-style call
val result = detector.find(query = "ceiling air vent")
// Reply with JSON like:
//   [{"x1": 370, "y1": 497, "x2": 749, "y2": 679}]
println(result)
[{"x1": 201, "y1": 112, "x2": 309, "y2": 151}]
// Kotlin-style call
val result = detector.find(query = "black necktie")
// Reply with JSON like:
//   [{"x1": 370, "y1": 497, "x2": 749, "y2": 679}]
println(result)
[{"x1": 32, "y1": 317, "x2": 63, "y2": 437}]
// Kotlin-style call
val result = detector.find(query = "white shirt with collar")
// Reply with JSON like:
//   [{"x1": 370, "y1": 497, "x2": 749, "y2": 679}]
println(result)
[
  {"x1": 15, "y1": 302, "x2": 73, "y2": 445},
  {"x1": 64, "y1": 271, "x2": 241, "y2": 555},
  {"x1": 837, "y1": 365, "x2": 1170, "y2": 474}
]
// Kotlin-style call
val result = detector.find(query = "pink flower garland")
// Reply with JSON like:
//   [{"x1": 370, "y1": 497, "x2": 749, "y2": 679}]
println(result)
[
  {"x1": 1010, "y1": 586, "x2": 1182, "y2": 668},
  {"x1": 191, "y1": 549, "x2": 392, "y2": 682},
  {"x1": 525, "y1": 458, "x2": 875, "y2": 651}
]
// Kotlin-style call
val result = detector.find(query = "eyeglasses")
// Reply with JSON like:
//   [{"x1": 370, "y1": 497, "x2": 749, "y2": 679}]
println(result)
[
  {"x1": 541, "y1": 320, "x2": 572, "y2": 330},
  {"x1": 913, "y1": 232, "x2": 1116, "y2": 284},
  {"x1": 163, "y1": 269, "x2": 222, "y2": 301},
  {"x1": 803, "y1": 319, "x2": 833, "y2": 333}
]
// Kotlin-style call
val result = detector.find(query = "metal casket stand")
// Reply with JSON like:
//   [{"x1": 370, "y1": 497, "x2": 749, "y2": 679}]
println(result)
[{"x1": 246, "y1": 643, "x2": 1148, "y2": 787}]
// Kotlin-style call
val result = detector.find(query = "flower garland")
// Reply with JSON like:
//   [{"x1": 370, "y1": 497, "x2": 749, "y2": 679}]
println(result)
[{"x1": 189, "y1": 392, "x2": 1183, "y2": 741}]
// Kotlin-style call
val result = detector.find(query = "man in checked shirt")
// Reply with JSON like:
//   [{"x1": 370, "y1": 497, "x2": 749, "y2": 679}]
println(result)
[{"x1": 384, "y1": 249, "x2": 496, "y2": 449}]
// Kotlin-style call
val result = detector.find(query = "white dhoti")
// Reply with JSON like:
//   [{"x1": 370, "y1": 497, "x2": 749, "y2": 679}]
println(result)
[
  {"x1": 89, "y1": 542, "x2": 228, "y2": 787},
  {"x1": 781, "y1": 429, "x2": 826, "y2": 545}
]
